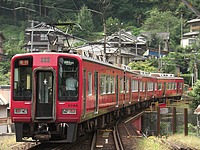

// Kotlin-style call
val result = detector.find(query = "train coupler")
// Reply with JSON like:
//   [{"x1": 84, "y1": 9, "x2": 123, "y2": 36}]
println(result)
[{"x1": 34, "y1": 133, "x2": 51, "y2": 141}]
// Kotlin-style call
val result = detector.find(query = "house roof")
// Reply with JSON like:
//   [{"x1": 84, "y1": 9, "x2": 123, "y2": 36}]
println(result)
[
  {"x1": 106, "y1": 29, "x2": 137, "y2": 44},
  {"x1": 76, "y1": 44, "x2": 137, "y2": 57},
  {"x1": 0, "y1": 85, "x2": 10, "y2": 106},
  {"x1": 183, "y1": 31, "x2": 199, "y2": 37},
  {"x1": 141, "y1": 32, "x2": 170, "y2": 40},
  {"x1": 0, "y1": 94, "x2": 8, "y2": 105},
  {"x1": 25, "y1": 22, "x2": 86, "y2": 42},
  {"x1": 187, "y1": 18, "x2": 200, "y2": 24}
]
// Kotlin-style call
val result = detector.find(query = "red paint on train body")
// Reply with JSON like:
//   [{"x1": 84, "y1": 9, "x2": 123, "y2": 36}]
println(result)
[{"x1": 10, "y1": 52, "x2": 184, "y2": 143}]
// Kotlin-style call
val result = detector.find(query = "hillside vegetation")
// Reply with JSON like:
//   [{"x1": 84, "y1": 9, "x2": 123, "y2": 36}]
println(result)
[{"x1": 0, "y1": 0, "x2": 200, "y2": 87}]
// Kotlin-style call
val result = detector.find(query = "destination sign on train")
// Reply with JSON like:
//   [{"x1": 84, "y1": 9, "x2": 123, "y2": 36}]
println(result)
[{"x1": 19, "y1": 60, "x2": 29, "y2": 66}]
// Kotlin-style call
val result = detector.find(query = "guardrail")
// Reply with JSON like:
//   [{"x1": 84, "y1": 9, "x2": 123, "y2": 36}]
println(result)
[
  {"x1": 0, "y1": 117, "x2": 12, "y2": 125},
  {"x1": 0, "y1": 117, "x2": 13, "y2": 133}
]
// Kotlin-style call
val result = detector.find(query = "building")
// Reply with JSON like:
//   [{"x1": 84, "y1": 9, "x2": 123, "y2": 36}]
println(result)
[
  {"x1": 181, "y1": 19, "x2": 200, "y2": 48},
  {"x1": 24, "y1": 21, "x2": 86, "y2": 52},
  {"x1": 76, "y1": 29, "x2": 146, "y2": 65},
  {"x1": 141, "y1": 32, "x2": 170, "y2": 58},
  {"x1": 0, "y1": 85, "x2": 11, "y2": 134}
]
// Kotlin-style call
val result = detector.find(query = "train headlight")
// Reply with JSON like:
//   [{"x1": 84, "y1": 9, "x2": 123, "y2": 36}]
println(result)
[
  {"x1": 62, "y1": 109, "x2": 77, "y2": 115},
  {"x1": 14, "y1": 108, "x2": 28, "y2": 114}
]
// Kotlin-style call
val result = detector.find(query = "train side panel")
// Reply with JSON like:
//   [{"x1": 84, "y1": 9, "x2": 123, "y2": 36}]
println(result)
[{"x1": 81, "y1": 59, "x2": 124, "y2": 122}]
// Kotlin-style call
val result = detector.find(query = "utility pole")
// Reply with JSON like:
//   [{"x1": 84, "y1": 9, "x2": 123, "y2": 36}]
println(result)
[
  {"x1": 194, "y1": 55, "x2": 198, "y2": 82},
  {"x1": 158, "y1": 42, "x2": 162, "y2": 71},
  {"x1": 30, "y1": 20, "x2": 34, "y2": 52},
  {"x1": 117, "y1": 27, "x2": 122, "y2": 64},
  {"x1": 192, "y1": 50, "x2": 198, "y2": 84},
  {"x1": 103, "y1": 17, "x2": 107, "y2": 59},
  {"x1": 181, "y1": 13, "x2": 183, "y2": 46}
]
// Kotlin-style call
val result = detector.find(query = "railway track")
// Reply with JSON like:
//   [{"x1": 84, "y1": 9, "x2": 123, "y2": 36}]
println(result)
[
  {"x1": 12, "y1": 110, "x2": 198, "y2": 150},
  {"x1": 93, "y1": 112, "x2": 144, "y2": 150},
  {"x1": 116, "y1": 116, "x2": 143, "y2": 150},
  {"x1": 26, "y1": 133, "x2": 93, "y2": 150},
  {"x1": 24, "y1": 111, "x2": 144, "y2": 150}
]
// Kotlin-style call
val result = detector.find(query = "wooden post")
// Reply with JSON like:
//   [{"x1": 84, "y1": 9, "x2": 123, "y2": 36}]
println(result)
[
  {"x1": 157, "y1": 107, "x2": 160, "y2": 136},
  {"x1": 184, "y1": 108, "x2": 188, "y2": 136},
  {"x1": 172, "y1": 107, "x2": 176, "y2": 134}
]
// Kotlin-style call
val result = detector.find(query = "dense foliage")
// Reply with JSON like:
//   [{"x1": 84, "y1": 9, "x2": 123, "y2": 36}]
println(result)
[
  {"x1": 1, "y1": 0, "x2": 200, "y2": 85},
  {"x1": 188, "y1": 80, "x2": 200, "y2": 108}
]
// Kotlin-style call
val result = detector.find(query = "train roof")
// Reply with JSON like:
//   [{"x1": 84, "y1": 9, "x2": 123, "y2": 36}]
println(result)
[
  {"x1": 132, "y1": 70, "x2": 183, "y2": 79},
  {"x1": 12, "y1": 52, "x2": 184, "y2": 80},
  {"x1": 12, "y1": 52, "x2": 130, "y2": 72}
]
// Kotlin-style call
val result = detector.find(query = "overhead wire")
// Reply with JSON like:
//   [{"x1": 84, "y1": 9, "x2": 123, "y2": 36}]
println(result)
[{"x1": 1, "y1": 0, "x2": 78, "y2": 13}]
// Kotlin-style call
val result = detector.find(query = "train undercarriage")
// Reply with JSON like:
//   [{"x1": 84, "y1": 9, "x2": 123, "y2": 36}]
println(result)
[
  {"x1": 14, "y1": 99, "x2": 153, "y2": 143},
  {"x1": 14, "y1": 95, "x2": 183, "y2": 143}
]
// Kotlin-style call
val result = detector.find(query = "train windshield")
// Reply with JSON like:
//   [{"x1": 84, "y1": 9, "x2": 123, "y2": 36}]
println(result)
[
  {"x1": 13, "y1": 57, "x2": 33, "y2": 100},
  {"x1": 58, "y1": 57, "x2": 79, "y2": 101}
]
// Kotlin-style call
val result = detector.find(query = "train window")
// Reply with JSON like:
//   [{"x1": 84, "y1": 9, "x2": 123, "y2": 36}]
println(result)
[
  {"x1": 140, "y1": 81, "x2": 143, "y2": 91},
  {"x1": 174, "y1": 83, "x2": 177, "y2": 89},
  {"x1": 13, "y1": 57, "x2": 33, "y2": 101},
  {"x1": 100, "y1": 75, "x2": 106, "y2": 94},
  {"x1": 58, "y1": 57, "x2": 79, "y2": 101},
  {"x1": 111, "y1": 76, "x2": 115, "y2": 93},
  {"x1": 158, "y1": 83, "x2": 162, "y2": 91},
  {"x1": 106, "y1": 76, "x2": 111, "y2": 94},
  {"x1": 143, "y1": 82, "x2": 145, "y2": 92},
  {"x1": 132, "y1": 80, "x2": 138, "y2": 92},
  {"x1": 120, "y1": 77, "x2": 124, "y2": 93},
  {"x1": 168, "y1": 83, "x2": 172, "y2": 90},
  {"x1": 167, "y1": 83, "x2": 169, "y2": 90},
  {"x1": 155, "y1": 83, "x2": 157, "y2": 90},
  {"x1": 173, "y1": 83, "x2": 175, "y2": 89},
  {"x1": 171, "y1": 83, "x2": 173, "y2": 89},
  {"x1": 126, "y1": 79, "x2": 129, "y2": 93},
  {"x1": 169, "y1": 83, "x2": 172, "y2": 90},
  {"x1": 179, "y1": 82, "x2": 183, "y2": 89},
  {"x1": 148, "y1": 82, "x2": 153, "y2": 91},
  {"x1": 88, "y1": 72, "x2": 92, "y2": 96}
]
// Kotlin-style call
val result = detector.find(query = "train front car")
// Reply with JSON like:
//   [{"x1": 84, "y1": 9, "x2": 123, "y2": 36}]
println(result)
[{"x1": 10, "y1": 53, "x2": 82, "y2": 143}]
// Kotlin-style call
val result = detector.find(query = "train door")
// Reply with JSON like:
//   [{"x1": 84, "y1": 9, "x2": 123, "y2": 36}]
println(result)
[
  {"x1": 176, "y1": 82, "x2": 179, "y2": 94},
  {"x1": 34, "y1": 70, "x2": 55, "y2": 119},
  {"x1": 145, "y1": 81, "x2": 147, "y2": 100},
  {"x1": 153, "y1": 82, "x2": 156, "y2": 98},
  {"x1": 116, "y1": 75, "x2": 119, "y2": 106},
  {"x1": 94, "y1": 72, "x2": 99, "y2": 113},
  {"x1": 83, "y1": 70, "x2": 86, "y2": 117},
  {"x1": 163, "y1": 82, "x2": 166, "y2": 96}
]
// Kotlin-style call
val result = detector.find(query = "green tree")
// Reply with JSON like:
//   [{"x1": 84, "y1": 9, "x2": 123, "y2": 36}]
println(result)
[
  {"x1": 0, "y1": 25, "x2": 26, "y2": 85},
  {"x1": 188, "y1": 80, "x2": 200, "y2": 108},
  {"x1": 73, "y1": 5, "x2": 95, "y2": 40},
  {"x1": 161, "y1": 52, "x2": 187, "y2": 74},
  {"x1": 128, "y1": 60, "x2": 157, "y2": 73},
  {"x1": 0, "y1": 66, "x2": 10, "y2": 85},
  {"x1": 142, "y1": 8, "x2": 181, "y2": 48},
  {"x1": 106, "y1": 17, "x2": 120, "y2": 35}
]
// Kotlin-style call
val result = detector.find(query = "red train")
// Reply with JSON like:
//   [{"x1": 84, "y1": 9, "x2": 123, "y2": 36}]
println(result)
[{"x1": 10, "y1": 52, "x2": 184, "y2": 142}]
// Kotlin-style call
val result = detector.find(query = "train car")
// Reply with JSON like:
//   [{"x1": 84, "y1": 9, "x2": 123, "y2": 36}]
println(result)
[
  {"x1": 11, "y1": 52, "x2": 83, "y2": 142},
  {"x1": 10, "y1": 52, "x2": 134, "y2": 143},
  {"x1": 125, "y1": 69, "x2": 141, "y2": 104},
  {"x1": 10, "y1": 52, "x2": 184, "y2": 143},
  {"x1": 150, "y1": 73, "x2": 184, "y2": 101}
]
